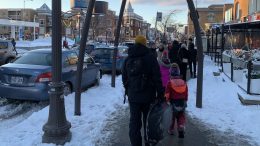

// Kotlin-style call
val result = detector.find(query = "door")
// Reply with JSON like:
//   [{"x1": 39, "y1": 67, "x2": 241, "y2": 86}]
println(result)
[{"x1": 83, "y1": 54, "x2": 98, "y2": 86}]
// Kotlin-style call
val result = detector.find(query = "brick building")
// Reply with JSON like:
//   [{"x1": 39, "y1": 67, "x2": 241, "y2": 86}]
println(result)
[{"x1": 188, "y1": 5, "x2": 224, "y2": 36}]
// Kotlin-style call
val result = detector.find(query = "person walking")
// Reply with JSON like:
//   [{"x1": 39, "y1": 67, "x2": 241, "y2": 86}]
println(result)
[
  {"x1": 11, "y1": 38, "x2": 17, "y2": 55},
  {"x1": 165, "y1": 63, "x2": 188, "y2": 138},
  {"x1": 178, "y1": 43, "x2": 190, "y2": 81},
  {"x1": 157, "y1": 43, "x2": 171, "y2": 89},
  {"x1": 122, "y1": 35, "x2": 164, "y2": 146},
  {"x1": 188, "y1": 38, "x2": 197, "y2": 78},
  {"x1": 169, "y1": 40, "x2": 181, "y2": 65}
]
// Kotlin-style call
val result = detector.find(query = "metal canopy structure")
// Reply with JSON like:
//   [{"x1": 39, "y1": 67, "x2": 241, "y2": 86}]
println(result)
[{"x1": 0, "y1": 19, "x2": 39, "y2": 27}]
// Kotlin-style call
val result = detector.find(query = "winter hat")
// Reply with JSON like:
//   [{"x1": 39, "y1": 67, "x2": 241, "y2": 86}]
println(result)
[
  {"x1": 170, "y1": 63, "x2": 180, "y2": 77},
  {"x1": 135, "y1": 35, "x2": 147, "y2": 46}
]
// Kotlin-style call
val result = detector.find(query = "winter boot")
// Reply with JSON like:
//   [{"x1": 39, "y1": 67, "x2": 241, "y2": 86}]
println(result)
[{"x1": 178, "y1": 126, "x2": 185, "y2": 138}]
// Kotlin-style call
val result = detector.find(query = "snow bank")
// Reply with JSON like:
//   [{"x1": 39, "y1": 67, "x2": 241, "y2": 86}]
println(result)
[
  {"x1": 16, "y1": 37, "x2": 75, "y2": 48},
  {"x1": 187, "y1": 56, "x2": 260, "y2": 145}
]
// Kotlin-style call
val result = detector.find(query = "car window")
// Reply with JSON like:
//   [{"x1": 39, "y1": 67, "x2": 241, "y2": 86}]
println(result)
[
  {"x1": 0, "y1": 42, "x2": 8, "y2": 49},
  {"x1": 65, "y1": 52, "x2": 78, "y2": 66},
  {"x1": 92, "y1": 48, "x2": 113, "y2": 55},
  {"x1": 13, "y1": 52, "x2": 52, "y2": 66},
  {"x1": 84, "y1": 54, "x2": 94, "y2": 64}
]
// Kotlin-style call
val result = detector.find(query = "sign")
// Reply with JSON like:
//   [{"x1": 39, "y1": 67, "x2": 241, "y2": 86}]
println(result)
[
  {"x1": 70, "y1": 0, "x2": 89, "y2": 9},
  {"x1": 156, "y1": 12, "x2": 162, "y2": 22}
]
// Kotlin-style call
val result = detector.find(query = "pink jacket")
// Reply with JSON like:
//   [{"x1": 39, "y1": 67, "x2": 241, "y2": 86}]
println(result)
[{"x1": 160, "y1": 65, "x2": 170, "y2": 88}]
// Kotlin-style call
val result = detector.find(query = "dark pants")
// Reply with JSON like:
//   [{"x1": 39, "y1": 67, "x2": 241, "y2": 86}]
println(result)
[
  {"x1": 189, "y1": 59, "x2": 197, "y2": 78},
  {"x1": 129, "y1": 102, "x2": 150, "y2": 146},
  {"x1": 180, "y1": 63, "x2": 188, "y2": 81}
]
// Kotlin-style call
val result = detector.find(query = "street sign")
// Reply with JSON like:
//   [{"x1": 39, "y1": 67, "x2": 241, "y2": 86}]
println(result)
[{"x1": 156, "y1": 12, "x2": 162, "y2": 22}]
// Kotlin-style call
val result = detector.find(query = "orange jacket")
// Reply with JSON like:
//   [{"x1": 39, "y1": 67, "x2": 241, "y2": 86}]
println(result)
[{"x1": 165, "y1": 78, "x2": 188, "y2": 102}]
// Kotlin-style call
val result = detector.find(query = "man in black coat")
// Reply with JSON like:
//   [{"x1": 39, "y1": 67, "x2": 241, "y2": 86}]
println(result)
[
  {"x1": 188, "y1": 38, "x2": 197, "y2": 78},
  {"x1": 122, "y1": 35, "x2": 164, "y2": 146}
]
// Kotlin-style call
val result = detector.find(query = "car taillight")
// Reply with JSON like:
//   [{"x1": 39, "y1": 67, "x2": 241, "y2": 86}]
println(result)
[{"x1": 36, "y1": 72, "x2": 52, "y2": 82}]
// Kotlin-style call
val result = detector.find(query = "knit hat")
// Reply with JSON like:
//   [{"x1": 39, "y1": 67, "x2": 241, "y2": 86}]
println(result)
[
  {"x1": 135, "y1": 35, "x2": 147, "y2": 46},
  {"x1": 170, "y1": 63, "x2": 180, "y2": 77}
]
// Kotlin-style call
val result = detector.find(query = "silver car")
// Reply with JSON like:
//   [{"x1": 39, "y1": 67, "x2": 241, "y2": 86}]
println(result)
[{"x1": 0, "y1": 39, "x2": 16, "y2": 65}]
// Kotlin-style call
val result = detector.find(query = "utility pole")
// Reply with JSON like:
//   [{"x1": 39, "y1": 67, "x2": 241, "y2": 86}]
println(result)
[
  {"x1": 187, "y1": 0, "x2": 204, "y2": 108},
  {"x1": 111, "y1": 0, "x2": 127, "y2": 87},
  {"x1": 75, "y1": 0, "x2": 96, "y2": 116},
  {"x1": 42, "y1": 0, "x2": 71, "y2": 144}
]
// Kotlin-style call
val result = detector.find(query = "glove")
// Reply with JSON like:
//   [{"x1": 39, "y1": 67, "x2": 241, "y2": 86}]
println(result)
[{"x1": 167, "y1": 101, "x2": 171, "y2": 106}]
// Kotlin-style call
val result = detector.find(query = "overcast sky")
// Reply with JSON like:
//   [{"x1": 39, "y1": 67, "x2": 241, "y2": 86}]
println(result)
[{"x1": 1, "y1": 0, "x2": 234, "y2": 26}]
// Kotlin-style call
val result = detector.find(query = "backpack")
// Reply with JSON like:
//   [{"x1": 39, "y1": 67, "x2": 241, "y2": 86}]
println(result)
[
  {"x1": 146, "y1": 100, "x2": 164, "y2": 145},
  {"x1": 125, "y1": 56, "x2": 151, "y2": 92},
  {"x1": 171, "y1": 79, "x2": 187, "y2": 100}
]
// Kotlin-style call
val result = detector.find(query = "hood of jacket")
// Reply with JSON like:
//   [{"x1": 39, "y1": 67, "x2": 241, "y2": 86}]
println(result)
[{"x1": 128, "y1": 43, "x2": 150, "y2": 58}]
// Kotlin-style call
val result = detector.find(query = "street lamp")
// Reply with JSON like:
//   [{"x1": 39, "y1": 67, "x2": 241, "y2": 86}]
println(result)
[
  {"x1": 42, "y1": 0, "x2": 71, "y2": 144},
  {"x1": 163, "y1": 10, "x2": 177, "y2": 42}
]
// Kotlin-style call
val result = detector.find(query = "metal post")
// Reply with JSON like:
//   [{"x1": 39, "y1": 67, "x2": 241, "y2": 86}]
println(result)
[
  {"x1": 221, "y1": 24, "x2": 225, "y2": 72},
  {"x1": 75, "y1": 0, "x2": 96, "y2": 116},
  {"x1": 247, "y1": 60, "x2": 252, "y2": 94},
  {"x1": 211, "y1": 28, "x2": 214, "y2": 60},
  {"x1": 231, "y1": 57, "x2": 233, "y2": 82},
  {"x1": 187, "y1": 0, "x2": 204, "y2": 108},
  {"x1": 215, "y1": 29, "x2": 218, "y2": 63},
  {"x1": 111, "y1": 0, "x2": 127, "y2": 87},
  {"x1": 78, "y1": 13, "x2": 81, "y2": 43},
  {"x1": 42, "y1": 0, "x2": 71, "y2": 144},
  {"x1": 33, "y1": 15, "x2": 36, "y2": 40}
]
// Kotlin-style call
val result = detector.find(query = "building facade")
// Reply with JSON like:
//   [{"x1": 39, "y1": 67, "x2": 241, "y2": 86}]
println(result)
[
  {"x1": 0, "y1": 8, "x2": 37, "y2": 39},
  {"x1": 233, "y1": 0, "x2": 249, "y2": 22},
  {"x1": 122, "y1": 1, "x2": 145, "y2": 41},
  {"x1": 36, "y1": 4, "x2": 52, "y2": 37},
  {"x1": 188, "y1": 5, "x2": 224, "y2": 36},
  {"x1": 223, "y1": 4, "x2": 234, "y2": 23}
]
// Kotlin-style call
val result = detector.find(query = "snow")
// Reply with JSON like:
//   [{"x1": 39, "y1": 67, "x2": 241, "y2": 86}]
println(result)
[
  {"x1": 16, "y1": 37, "x2": 75, "y2": 48},
  {"x1": 0, "y1": 75, "x2": 126, "y2": 146},
  {"x1": 0, "y1": 55, "x2": 260, "y2": 145},
  {"x1": 187, "y1": 56, "x2": 260, "y2": 145}
]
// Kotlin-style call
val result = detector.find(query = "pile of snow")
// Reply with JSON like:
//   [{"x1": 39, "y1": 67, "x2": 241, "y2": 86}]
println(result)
[
  {"x1": 187, "y1": 56, "x2": 260, "y2": 145},
  {"x1": 0, "y1": 75, "x2": 126, "y2": 146},
  {"x1": 16, "y1": 37, "x2": 75, "y2": 48}
]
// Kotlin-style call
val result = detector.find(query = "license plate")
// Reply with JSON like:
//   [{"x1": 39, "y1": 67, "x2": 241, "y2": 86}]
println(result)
[{"x1": 11, "y1": 76, "x2": 23, "y2": 84}]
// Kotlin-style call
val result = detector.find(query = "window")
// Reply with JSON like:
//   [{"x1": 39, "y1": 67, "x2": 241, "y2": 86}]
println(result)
[
  {"x1": 39, "y1": 19, "x2": 45, "y2": 25},
  {"x1": 65, "y1": 52, "x2": 78, "y2": 66},
  {"x1": 84, "y1": 54, "x2": 94, "y2": 64},
  {"x1": 14, "y1": 52, "x2": 52, "y2": 66},
  {"x1": 0, "y1": 42, "x2": 8, "y2": 49},
  {"x1": 236, "y1": 3, "x2": 240, "y2": 20}
]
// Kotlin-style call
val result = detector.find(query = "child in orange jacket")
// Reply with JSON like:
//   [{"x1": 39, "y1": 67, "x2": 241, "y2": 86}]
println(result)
[{"x1": 165, "y1": 63, "x2": 188, "y2": 138}]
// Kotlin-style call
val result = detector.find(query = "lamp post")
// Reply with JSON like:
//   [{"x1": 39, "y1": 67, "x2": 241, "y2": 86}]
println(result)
[
  {"x1": 187, "y1": 0, "x2": 204, "y2": 108},
  {"x1": 111, "y1": 0, "x2": 127, "y2": 87},
  {"x1": 42, "y1": 0, "x2": 71, "y2": 144}
]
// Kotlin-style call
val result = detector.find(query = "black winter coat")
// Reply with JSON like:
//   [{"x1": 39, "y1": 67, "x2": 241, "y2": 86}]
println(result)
[
  {"x1": 122, "y1": 44, "x2": 164, "y2": 103},
  {"x1": 169, "y1": 41, "x2": 180, "y2": 64},
  {"x1": 188, "y1": 42, "x2": 197, "y2": 61}
]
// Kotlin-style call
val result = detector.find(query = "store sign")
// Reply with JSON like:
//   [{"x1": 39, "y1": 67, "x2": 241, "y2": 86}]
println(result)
[{"x1": 70, "y1": 0, "x2": 88, "y2": 9}]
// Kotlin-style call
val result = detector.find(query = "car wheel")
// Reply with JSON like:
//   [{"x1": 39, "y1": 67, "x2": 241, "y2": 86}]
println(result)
[
  {"x1": 5, "y1": 58, "x2": 14, "y2": 64},
  {"x1": 64, "y1": 82, "x2": 72, "y2": 96},
  {"x1": 95, "y1": 71, "x2": 101, "y2": 86}
]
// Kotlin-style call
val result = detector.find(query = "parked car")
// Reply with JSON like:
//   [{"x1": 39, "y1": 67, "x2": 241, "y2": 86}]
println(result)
[
  {"x1": 122, "y1": 41, "x2": 135, "y2": 48},
  {"x1": 90, "y1": 46, "x2": 128, "y2": 73},
  {"x1": 0, "y1": 39, "x2": 16, "y2": 65},
  {"x1": 0, "y1": 49, "x2": 102, "y2": 101}
]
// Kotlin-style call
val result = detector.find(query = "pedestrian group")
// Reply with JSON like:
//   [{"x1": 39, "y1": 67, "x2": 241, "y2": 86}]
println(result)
[{"x1": 122, "y1": 35, "x2": 197, "y2": 146}]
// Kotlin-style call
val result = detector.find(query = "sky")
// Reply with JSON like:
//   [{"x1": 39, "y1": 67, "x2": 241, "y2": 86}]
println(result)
[{"x1": 1, "y1": 0, "x2": 234, "y2": 26}]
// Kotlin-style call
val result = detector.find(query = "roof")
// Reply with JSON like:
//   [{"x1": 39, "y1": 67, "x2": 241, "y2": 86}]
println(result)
[
  {"x1": 125, "y1": 1, "x2": 134, "y2": 13},
  {"x1": 29, "y1": 48, "x2": 73, "y2": 53}
]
